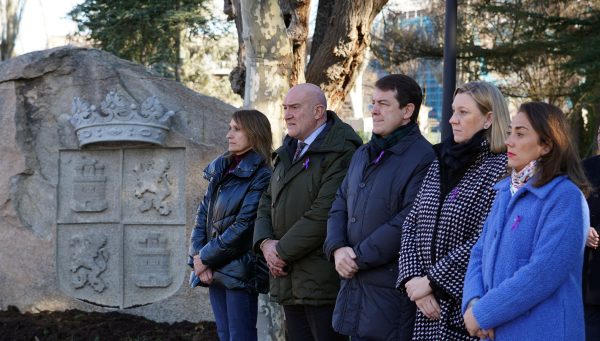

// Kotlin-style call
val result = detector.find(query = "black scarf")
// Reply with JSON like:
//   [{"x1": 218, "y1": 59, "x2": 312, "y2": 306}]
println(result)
[
  {"x1": 368, "y1": 122, "x2": 416, "y2": 162},
  {"x1": 439, "y1": 129, "x2": 486, "y2": 196}
]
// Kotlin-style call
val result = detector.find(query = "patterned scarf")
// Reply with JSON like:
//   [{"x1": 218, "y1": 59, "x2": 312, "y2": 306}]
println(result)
[{"x1": 510, "y1": 160, "x2": 538, "y2": 195}]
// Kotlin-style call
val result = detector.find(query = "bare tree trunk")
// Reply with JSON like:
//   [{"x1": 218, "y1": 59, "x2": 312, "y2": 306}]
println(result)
[
  {"x1": 239, "y1": 2, "x2": 292, "y2": 338},
  {"x1": 1, "y1": 0, "x2": 26, "y2": 61},
  {"x1": 225, "y1": 0, "x2": 246, "y2": 98},
  {"x1": 278, "y1": 0, "x2": 310, "y2": 85},
  {"x1": 306, "y1": 0, "x2": 388, "y2": 111},
  {"x1": 310, "y1": 0, "x2": 334, "y2": 59},
  {"x1": 241, "y1": 0, "x2": 293, "y2": 145}
]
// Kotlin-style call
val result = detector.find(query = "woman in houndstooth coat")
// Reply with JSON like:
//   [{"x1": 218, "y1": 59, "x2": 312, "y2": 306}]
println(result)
[{"x1": 397, "y1": 82, "x2": 509, "y2": 340}]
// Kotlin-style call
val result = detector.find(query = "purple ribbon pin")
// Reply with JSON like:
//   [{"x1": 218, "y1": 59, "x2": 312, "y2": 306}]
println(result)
[
  {"x1": 373, "y1": 150, "x2": 385, "y2": 164},
  {"x1": 511, "y1": 215, "x2": 522, "y2": 230},
  {"x1": 449, "y1": 187, "x2": 459, "y2": 201},
  {"x1": 303, "y1": 157, "x2": 310, "y2": 170}
]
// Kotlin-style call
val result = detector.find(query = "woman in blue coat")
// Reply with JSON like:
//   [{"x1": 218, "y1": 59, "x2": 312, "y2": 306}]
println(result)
[
  {"x1": 463, "y1": 102, "x2": 591, "y2": 340},
  {"x1": 188, "y1": 110, "x2": 272, "y2": 341}
]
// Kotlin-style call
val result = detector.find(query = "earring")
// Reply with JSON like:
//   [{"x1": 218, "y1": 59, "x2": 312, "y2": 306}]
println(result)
[{"x1": 483, "y1": 123, "x2": 490, "y2": 129}]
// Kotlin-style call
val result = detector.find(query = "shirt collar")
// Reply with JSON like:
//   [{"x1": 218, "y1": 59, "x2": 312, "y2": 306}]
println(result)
[{"x1": 299, "y1": 122, "x2": 327, "y2": 148}]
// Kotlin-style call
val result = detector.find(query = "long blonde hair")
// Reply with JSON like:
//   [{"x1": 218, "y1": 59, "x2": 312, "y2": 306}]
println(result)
[{"x1": 454, "y1": 81, "x2": 510, "y2": 153}]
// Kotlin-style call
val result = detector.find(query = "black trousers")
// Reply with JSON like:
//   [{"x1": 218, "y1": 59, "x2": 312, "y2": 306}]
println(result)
[
  {"x1": 283, "y1": 304, "x2": 347, "y2": 341},
  {"x1": 585, "y1": 304, "x2": 600, "y2": 341}
]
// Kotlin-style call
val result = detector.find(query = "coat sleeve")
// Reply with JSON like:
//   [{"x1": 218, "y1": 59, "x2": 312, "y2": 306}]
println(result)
[
  {"x1": 324, "y1": 167, "x2": 351, "y2": 262},
  {"x1": 425, "y1": 184, "x2": 497, "y2": 301},
  {"x1": 200, "y1": 168, "x2": 272, "y2": 268},
  {"x1": 277, "y1": 149, "x2": 354, "y2": 262},
  {"x1": 253, "y1": 173, "x2": 275, "y2": 253},
  {"x1": 472, "y1": 188, "x2": 588, "y2": 330},
  {"x1": 461, "y1": 215, "x2": 489, "y2": 313},
  {"x1": 188, "y1": 180, "x2": 213, "y2": 268},
  {"x1": 353, "y1": 154, "x2": 432, "y2": 270},
  {"x1": 397, "y1": 164, "x2": 436, "y2": 290}
]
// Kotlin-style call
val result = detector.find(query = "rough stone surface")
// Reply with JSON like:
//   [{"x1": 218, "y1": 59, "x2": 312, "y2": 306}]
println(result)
[{"x1": 0, "y1": 47, "x2": 234, "y2": 323}]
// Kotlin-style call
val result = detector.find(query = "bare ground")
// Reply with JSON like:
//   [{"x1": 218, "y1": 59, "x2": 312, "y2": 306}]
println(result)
[{"x1": 0, "y1": 306, "x2": 217, "y2": 341}]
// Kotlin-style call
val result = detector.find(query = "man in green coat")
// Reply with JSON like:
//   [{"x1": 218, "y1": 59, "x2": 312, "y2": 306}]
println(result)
[{"x1": 254, "y1": 83, "x2": 362, "y2": 341}]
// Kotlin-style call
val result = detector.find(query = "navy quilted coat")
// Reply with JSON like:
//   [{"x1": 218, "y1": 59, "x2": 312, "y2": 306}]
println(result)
[{"x1": 188, "y1": 150, "x2": 271, "y2": 294}]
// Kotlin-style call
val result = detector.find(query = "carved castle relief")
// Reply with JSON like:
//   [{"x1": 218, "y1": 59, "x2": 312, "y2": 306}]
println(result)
[
  {"x1": 71, "y1": 157, "x2": 108, "y2": 213},
  {"x1": 134, "y1": 233, "x2": 172, "y2": 288}
]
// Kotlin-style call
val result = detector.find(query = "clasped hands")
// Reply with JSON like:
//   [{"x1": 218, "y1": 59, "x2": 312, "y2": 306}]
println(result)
[
  {"x1": 405, "y1": 276, "x2": 440, "y2": 320},
  {"x1": 193, "y1": 254, "x2": 213, "y2": 284},
  {"x1": 333, "y1": 247, "x2": 358, "y2": 279},
  {"x1": 261, "y1": 239, "x2": 288, "y2": 277},
  {"x1": 587, "y1": 226, "x2": 599, "y2": 249},
  {"x1": 464, "y1": 304, "x2": 495, "y2": 340}
]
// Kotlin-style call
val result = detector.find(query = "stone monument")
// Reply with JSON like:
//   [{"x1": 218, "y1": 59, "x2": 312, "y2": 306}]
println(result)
[
  {"x1": 56, "y1": 91, "x2": 186, "y2": 309},
  {"x1": 0, "y1": 47, "x2": 233, "y2": 322}
]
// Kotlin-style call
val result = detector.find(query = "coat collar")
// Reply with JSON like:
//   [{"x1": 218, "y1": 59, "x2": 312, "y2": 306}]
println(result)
[
  {"x1": 204, "y1": 150, "x2": 265, "y2": 180},
  {"x1": 232, "y1": 150, "x2": 265, "y2": 177},
  {"x1": 275, "y1": 110, "x2": 362, "y2": 159},
  {"x1": 494, "y1": 174, "x2": 568, "y2": 199}
]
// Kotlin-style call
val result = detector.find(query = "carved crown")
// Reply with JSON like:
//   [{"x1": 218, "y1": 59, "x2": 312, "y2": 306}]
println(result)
[{"x1": 69, "y1": 91, "x2": 175, "y2": 147}]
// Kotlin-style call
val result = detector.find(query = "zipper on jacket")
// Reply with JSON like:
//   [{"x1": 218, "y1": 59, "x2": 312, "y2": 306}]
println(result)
[{"x1": 206, "y1": 183, "x2": 223, "y2": 241}]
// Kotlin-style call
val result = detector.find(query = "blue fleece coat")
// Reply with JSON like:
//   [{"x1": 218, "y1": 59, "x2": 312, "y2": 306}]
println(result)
[{"x1": 463, "y1": 175, "x2": 588, "y2": 340}]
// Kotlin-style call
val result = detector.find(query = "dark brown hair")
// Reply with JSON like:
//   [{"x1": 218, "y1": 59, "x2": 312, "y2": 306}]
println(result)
[
  {"x1": 231, "y1": 109, "x2": 273, "y2": 166},
  {"x1": 375, "y1": 74, "x2": 423, "y2": 123},
  {"x1": 519, "y1": 102, "x2": 590, "y2": 196}
]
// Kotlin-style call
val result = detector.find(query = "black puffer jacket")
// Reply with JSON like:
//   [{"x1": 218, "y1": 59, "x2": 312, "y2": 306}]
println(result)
[{"x1": 188, "y1": 150, "x2": 271, "y2": 293}]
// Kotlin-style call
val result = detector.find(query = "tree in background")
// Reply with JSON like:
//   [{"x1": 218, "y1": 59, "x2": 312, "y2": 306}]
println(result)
[
  {"x1": 180, "y1": 32, "x2": 242, "y2": 107},
  {"x1": 372, "y1": 0, "x2": 600, "y2": 156},
  {"x1": 69, "y1": 0, "x2": 213, "y2": 80},
  {"x1": 227, "y1": 0, "x2": 389, "y2": 112},
  {"x1": 1, "y1": 0, "x2": 26, "y2": 61},
  {"x1": 70, "y1": 0, "x2": 388, "y2": 140}
]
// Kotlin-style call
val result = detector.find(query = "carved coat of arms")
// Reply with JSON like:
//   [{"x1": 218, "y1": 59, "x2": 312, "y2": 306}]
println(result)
[{"x1": 56, "y1": 92, "x2": 185, "y2": 308}]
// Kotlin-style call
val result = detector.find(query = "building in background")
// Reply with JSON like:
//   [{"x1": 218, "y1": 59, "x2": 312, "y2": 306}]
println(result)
[{"x1": 383, "y1": 0, "x2": 442, "y2": 143}]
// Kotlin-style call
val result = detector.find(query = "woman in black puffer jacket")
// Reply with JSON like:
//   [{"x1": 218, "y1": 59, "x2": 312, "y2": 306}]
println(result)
[{"x1": 188, "y1": 109, "x2": 272, "y2": 341}]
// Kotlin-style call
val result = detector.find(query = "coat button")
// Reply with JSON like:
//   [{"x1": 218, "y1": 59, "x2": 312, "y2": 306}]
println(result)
[
  {"x1": 350, "y1": 217, "x2": 356, "y2": 223},
  {"x1": 359, "y1": 182, "x2": 366, "y2": 188},
  {"x1": 271, "y1": 203, "x2": 275, "y2": 208},
  {"x1": 277, "y1": 175, "x2": 281, "y2": 181}
]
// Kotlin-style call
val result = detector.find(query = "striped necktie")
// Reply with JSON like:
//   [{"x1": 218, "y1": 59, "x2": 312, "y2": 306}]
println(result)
[{"x1": 293, "y1": 141, "x2": 307, "y2": 161}]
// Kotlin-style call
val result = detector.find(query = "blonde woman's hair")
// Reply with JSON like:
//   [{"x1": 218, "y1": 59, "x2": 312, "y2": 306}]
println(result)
[{"x1": 454, "y1": 81, "x2": 510, "y2": 153}]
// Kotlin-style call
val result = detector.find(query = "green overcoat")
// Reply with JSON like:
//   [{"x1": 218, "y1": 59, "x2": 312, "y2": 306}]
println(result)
[{"x1": 253, "y1": 111, "x2": 362, "y2": 305}]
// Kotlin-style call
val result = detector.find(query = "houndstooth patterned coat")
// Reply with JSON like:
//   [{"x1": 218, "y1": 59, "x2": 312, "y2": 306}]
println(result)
[{"x1": 398, "y1": 140, "x2": 507, "y2": 340}]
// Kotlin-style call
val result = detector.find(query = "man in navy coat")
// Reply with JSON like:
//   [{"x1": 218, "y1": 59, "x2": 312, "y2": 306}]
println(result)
[{"x1": 324, "y1": 74, "x2": 435, "y2": 340}]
